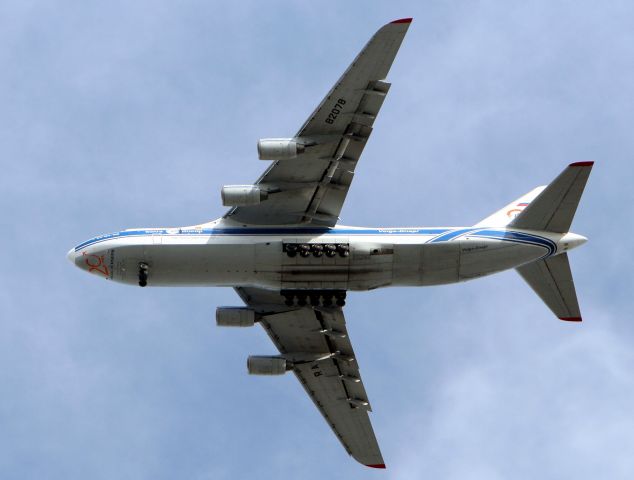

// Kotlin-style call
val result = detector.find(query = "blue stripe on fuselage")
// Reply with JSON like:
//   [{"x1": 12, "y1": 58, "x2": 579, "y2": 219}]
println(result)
[
  {"x1": 74, "y1": 226, "x2": 557, "y2": 259},
  {"x1": 74, "y1": 227, "x2": 452, "y2": 251},
  {"x1": 469, "y1": 229, "x2": 557, "y2": 257},
  {"x1": 429, "y1": 228, "x2": 476, "y2": 243},
  {"x1": 429, "y1": 228, "x2": 556, "y2": 257}
]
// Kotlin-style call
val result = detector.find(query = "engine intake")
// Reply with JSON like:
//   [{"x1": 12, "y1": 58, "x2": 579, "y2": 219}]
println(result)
[
  {"x1": 216, "y1": 307, "x2": 255, "y2": 327},
  {"x1": 257, "y1": 138, "x2": 305, "y2": 160},
  {"x1": 247, "y1": 356, "x2": 290, "y2": 375},
  {"x1": 221, "y1": 185, "x2": 268, "y2": 207}
]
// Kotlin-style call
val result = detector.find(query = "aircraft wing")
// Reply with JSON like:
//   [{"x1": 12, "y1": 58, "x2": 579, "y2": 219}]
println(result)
[
  {"x1": 234, "y1": 287, "x2": 385, "y2": 468},
  {"x1": 224, "y1": 19, "x2": 412, "y2": 227}
]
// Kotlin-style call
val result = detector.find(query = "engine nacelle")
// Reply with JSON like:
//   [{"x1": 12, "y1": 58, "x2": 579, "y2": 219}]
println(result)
[
  {"x1": 221, "y1": 185, "x2": 268, "y2": 207},
  {"x1": 247, "y1": 356, "x2": 290, "y2": 375},
  {"x1": 216, "y1": 307, "x2": 255, "y2": 327},
  {"x1": 257, "y1": 138, "x2": 305, "y2": 160}
]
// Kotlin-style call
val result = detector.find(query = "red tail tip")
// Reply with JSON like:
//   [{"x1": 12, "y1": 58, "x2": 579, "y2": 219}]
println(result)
[
  {"x1": 390, "y1": 18, "x2": 413, "y2": 24},
  {"x1": 569, "y1": 161, "x2": 594, "y2": 167},
  {"x1": 366, "y1": 464, "x2": 387, "y2": 469},
  {"x1": 559, "y1": 317, "x2": 582, "y2": 322}
]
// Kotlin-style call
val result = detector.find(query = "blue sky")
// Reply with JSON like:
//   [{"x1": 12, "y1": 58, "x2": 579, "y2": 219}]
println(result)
[{"x1": 2, "y1": 1, "x2": 633, "y2": 479}]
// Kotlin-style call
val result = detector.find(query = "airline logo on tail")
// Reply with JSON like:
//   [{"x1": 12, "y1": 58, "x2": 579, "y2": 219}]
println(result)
[{"x1": 506, "y1": 202, "x2": 529, "y2": 219}]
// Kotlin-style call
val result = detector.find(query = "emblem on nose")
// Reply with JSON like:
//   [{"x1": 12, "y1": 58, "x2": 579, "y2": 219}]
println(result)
[{"x1": 82, "y1": 252, "x2": 110, "y2": 277}]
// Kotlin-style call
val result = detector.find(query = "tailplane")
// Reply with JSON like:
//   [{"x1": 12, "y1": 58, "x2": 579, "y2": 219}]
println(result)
[{"x1": 516, "y1": 253, "x2": 581, "y2": 321}]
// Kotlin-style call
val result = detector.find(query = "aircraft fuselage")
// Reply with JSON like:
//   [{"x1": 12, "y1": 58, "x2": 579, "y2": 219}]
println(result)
[{"x1": 68, "y1": 222, "x2": 586, "y2": 291}]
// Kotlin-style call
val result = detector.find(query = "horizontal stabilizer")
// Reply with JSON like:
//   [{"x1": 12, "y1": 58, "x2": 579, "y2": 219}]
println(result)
[
  {"x1": 509, "y1": 162, "x2": 594, "y2": 233},
  {"x1": 475, "y1": 186, "x2": 546, "y2": 227},
  {"x1": 516, "y1": 253, "x2": 581, "y2": 321}
]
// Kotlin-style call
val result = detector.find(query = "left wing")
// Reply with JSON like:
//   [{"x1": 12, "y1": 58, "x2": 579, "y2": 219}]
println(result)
[
  {"x1": 235, "y1": 287, "x2": 385, "y2": 468},
  {"x1": 224, "y1": 19, "x2": 412, "y2": 227}
]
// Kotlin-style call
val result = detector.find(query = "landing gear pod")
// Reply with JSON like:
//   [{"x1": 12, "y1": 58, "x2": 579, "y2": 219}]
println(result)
[
  {"x1": 216, "y1": 307, "x2": 256, "y2": 327},
  {"x1": 257, "y1": 138, "x2": 305, "y2": 160},
  {"x1": 221, "y1": 185, "x2": 269, "y2": 206},
  {"x1": 247, "y1": 356, "x2": 290, "y2": 375}
]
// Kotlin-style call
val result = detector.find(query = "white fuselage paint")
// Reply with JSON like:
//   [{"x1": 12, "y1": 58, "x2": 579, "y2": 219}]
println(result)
[{"x1": 68, "y1": 220, "x2": 586, "y2": 291}]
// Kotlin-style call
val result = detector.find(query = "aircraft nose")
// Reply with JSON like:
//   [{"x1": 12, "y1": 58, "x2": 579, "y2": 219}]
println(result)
[{"x1": 67, "y1": 247, "x2": 76, "y2": 265}]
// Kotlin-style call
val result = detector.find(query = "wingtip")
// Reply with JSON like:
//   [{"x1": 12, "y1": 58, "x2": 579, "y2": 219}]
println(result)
[
  {"x1": 366, "y1": 464, "x2": 387, "y2": 469},
  {"x1": 390, "y1": 17, "x2": 413, "y2": 24},
  {"x1": 559, "y1": 316, "x2": 582, "y2": 322},
  {"x1": 569, "y1": 161, "x2": 594, "y2": 167}
]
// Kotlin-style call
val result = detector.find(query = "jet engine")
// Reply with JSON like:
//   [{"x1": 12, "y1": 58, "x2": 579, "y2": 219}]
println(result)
[
  {"x1": 221, "y1": 185, "x2": 268, "y2": 206},
  {"x1": 216, "y1": 307, "x2": 255, "y2": 327},
  {"x1": 257, "y1": 138, "x2": 305, "y2": 160},
  {"x1": 247, "y1": 356, "x2": 290, "y2": 375}
]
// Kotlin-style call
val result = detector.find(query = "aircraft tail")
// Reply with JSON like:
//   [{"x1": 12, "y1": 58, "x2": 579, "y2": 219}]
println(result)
[
  {"x1": 475, "y1": 162, "x2": 594, "y2": 321},
  {"x1": 474, "y1": 186, "x2": 546, "y2": 227},
  {"x1": 475, "y1": 162, "x2": 594, "y2": 230},
  {"x1": 508, "y1": 161, "x2": 594, "y2": 233},
  {"x1": 516, "y1": 253, "x2": 581, "y2": 321}
]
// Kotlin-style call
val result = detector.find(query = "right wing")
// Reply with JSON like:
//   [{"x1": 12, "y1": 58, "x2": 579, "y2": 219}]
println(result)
[
  {"x1": 235, "y1": 287, "x2": 385, "y2": 468},
  {"x1": 224, "y1": 19, "x2": 412, "y2": 227}
]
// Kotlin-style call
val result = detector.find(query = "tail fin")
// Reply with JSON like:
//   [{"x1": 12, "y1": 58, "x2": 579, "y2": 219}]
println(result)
[
  {"x1": 483, "y1": 162, "x2": 594, "y2": 321},
  {"x1": 474, "y1": 186, "x2": 546, "y2": 227},
  {"x1": 509, "y1": 162, "x2": 594, "y2": 233},
  {"x1": 516, "y1": 253, "x2": 582, "y2": 321}
]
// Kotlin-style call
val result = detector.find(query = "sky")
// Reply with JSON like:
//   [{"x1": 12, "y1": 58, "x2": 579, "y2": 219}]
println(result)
[{"x1": 1, "y1": 1, "x2": 633, "y2": 479}]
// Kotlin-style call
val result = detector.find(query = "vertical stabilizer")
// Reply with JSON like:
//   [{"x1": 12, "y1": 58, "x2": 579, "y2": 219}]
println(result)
[
  {"x1": 475, "y1": 186, "x2": 546, "y2": 227},
  {"x1": 516, "y1": 253, "x2": 582, "y2": 321},
  {"x1": 509, "y1": 162, "x2": 594, "y2": 233}
]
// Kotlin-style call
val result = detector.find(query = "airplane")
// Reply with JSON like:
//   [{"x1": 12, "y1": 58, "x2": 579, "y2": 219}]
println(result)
[{"x1": 67, "y1": 18, "x2": 593, "y2": 468}]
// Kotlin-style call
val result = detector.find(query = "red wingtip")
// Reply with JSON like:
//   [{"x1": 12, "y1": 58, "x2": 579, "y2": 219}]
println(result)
[
  {"x1": 366, "y1": 464, "x2": 387, "y2": 469},
  {"x1": 569, "y1": 161, "x2": 594, "y2": 167},
  {"x1": 559, "y1": 317, "x2": 582, "y2": 322},
  {"x1": 391, "y1": 18, "x2": 413, "y2": 24}
]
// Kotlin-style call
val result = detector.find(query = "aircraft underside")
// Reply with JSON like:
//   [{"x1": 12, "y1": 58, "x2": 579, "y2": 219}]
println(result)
[{"x1": 71, "y1": 227, "x2": 572, "y2": 300}]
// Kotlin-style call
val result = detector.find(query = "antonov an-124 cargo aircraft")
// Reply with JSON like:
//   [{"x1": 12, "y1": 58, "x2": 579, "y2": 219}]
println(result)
[{"x1": 68, "y1": 18, "x2": 593, "y2": 468}]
